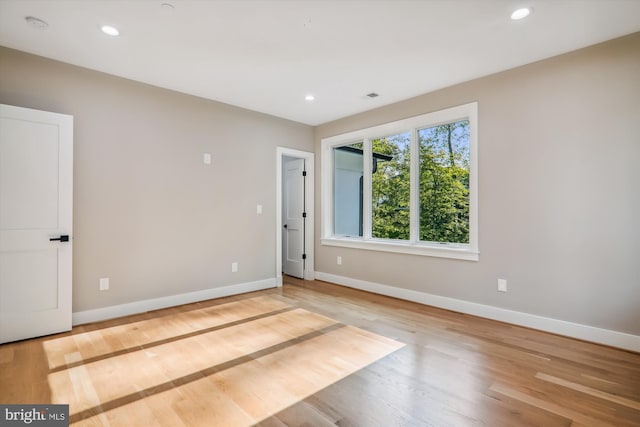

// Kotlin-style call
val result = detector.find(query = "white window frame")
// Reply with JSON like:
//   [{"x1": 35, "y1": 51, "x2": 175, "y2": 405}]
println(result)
[{"x1": 321, "y1": 102, "x2": 478, "y2": 261}]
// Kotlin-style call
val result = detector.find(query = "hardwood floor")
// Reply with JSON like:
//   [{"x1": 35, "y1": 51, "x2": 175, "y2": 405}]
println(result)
[{"x1": 1, "y1": 277, "x2": 639, "y2": 426}]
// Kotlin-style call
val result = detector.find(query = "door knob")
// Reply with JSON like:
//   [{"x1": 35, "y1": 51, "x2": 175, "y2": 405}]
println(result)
[
  {"x1": 50, "y1": 235, "x2": 69, "y2": 242},
  {"x1": 283, "y1": 224, "x2": 288, "y2": 228}
]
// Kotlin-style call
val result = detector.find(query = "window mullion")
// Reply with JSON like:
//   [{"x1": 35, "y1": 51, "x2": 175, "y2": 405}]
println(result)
[
  {"x1": 409, "y1": 128, "x2": 419, "y2": 243},
  {"x1": 362, "y1": 138, "x2": 373, "y2": 240},
  {"x1": 468, "y1": 111, "x2": 479, "y2": 254}
]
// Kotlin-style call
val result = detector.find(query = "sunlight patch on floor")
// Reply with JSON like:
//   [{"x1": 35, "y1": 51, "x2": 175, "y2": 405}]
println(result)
[
  {"x1": 42, "y1": 296, "x2": 291, "y2": 369},
  {"x1": 42, "y1": 296, "x2": 403, "y2": 426}
]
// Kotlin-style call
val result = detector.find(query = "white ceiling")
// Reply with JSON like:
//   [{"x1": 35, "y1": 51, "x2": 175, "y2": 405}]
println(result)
[{"x1": 1, "y1": 1, "x2": 639, "y2": 126}]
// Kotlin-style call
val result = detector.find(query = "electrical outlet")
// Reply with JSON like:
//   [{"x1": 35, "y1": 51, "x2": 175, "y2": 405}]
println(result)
[
  {"x1": 231, "y1": 262, "x2": 238, "y2": 273},
  {"x1": 337, "y1": 256, "x2": 342, "y2": 265},
  {"x1": 497, "y1": 279, "x2": 507, "y2": 292},
  {"x1": 256, "y1": 204, "x2": 262, "y2": 214},
  {"x1": 99, "y1": 277, "x2": 109, "y2": 291},
  {"x1": 203, "y1": 153, "x2": 212, "y2": 165}
]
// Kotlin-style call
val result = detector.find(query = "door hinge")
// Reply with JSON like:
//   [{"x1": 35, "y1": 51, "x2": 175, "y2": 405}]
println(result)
[
  {"x1": 302, "y1": 171, "x2": 307, "y2": 177},
  {"x1": 302, "y1": 254, "x2": 307, "y2": 260},
  {"x1": 302, "y1": 212, "x2": 307, "y2": 218}
]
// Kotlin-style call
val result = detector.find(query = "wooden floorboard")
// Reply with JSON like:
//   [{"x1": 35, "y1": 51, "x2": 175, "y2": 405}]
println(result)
[{"x1": 1, "y1": 277, "x2": 639, "y2": 426}]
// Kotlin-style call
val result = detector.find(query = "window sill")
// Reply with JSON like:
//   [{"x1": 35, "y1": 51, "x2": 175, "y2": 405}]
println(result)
[{"x1": 321, "y1": 237, "x2": 479, "y2": 261}]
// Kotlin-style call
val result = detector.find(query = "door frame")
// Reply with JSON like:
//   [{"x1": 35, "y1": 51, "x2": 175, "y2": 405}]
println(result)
[{"x1": 276, "y1": 147, "x2": 315, "y2": 286}]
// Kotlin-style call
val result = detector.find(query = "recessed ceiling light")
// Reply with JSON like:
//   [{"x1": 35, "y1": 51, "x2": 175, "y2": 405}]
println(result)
[
  {"x1": 101, "y1": 25, "x2": 120, "y2": 36},
  {"x1": 25, "y1": 16, "x2": 48, "y2": 29},
  {"x1": 511, "y1": 8, "x2": 531, "y2": 20},
  {"x1": 305, "y1": 94, "x2": 315, "y2": 101}
]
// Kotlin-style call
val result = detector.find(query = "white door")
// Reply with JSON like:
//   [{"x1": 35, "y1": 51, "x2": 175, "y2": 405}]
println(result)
[
  {"x1": 282, "y1": 158, "x2": 305, "y2": 278},
  {"x1": 0, "y1": 104, "x2": 73, "y2": 344}
]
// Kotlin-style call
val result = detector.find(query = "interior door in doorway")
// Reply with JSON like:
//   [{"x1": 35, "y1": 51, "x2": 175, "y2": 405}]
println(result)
[
  {"x1": 282, "y1": 158, "x2": 305, "y2": 278},
  {"x1": 0, "y1": 104, "x2": 73, "y2": 344}
]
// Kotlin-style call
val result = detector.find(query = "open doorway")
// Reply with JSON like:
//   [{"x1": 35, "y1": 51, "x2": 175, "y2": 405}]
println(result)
[{"x1": 276, "y1": 147, "x2": 314, "y2": 286}]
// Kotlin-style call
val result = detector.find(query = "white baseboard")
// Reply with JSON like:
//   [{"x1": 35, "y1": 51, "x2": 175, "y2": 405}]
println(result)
[
  {"x1": 73, "y1": 278, "x2": 277, "y2": 325},
  {"x1": 315, "y1": 272, "x2": 640, "y2": 352}
]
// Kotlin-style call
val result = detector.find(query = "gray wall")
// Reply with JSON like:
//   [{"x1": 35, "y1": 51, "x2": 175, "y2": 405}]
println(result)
[
  {"x1": 0, "y1": 47, "x2": 314, "y2": 312},
  {"x1": 315, "y1": 33, "x2": 640, "y2": 335}
]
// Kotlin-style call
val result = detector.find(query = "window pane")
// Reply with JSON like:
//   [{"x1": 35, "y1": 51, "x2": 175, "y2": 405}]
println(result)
[
  {"x1": 371, "y1": 133, "x2": 410, "y2": 240},
  {"x1": 334, "y1": 142, "x2": 363, "y2": 236},
  {"x1": 418, "y1": 120, "x2": 470, "y2": 244}
]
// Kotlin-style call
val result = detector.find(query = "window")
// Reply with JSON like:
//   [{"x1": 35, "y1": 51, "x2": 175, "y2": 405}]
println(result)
[
  {"x1": 334, "y1": 142, "x2": 364, "y2": 237},
  {"x1": 321, "y1": 102, "x2": 478, "y2": 261},
  {"x1": 372, "y1": 132, "x2": 410, "y2": 240},
  {"x1": 418, "y1": 120, "x2": 470, "y2": 244}
]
